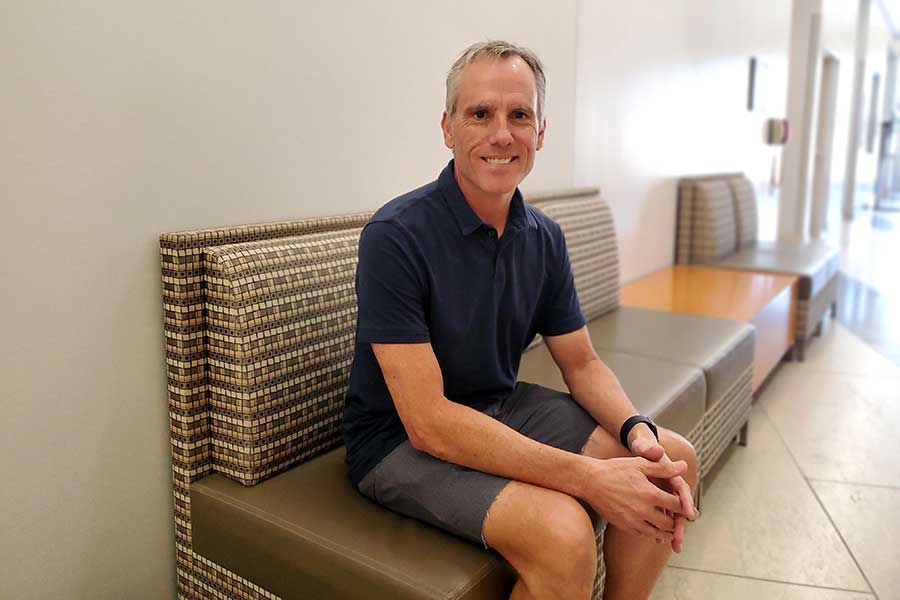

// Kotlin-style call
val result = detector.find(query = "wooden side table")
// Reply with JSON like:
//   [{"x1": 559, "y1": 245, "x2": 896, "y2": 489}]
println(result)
[{"x1": 620, "y1": 265, "x2": 797, "y2": 392}]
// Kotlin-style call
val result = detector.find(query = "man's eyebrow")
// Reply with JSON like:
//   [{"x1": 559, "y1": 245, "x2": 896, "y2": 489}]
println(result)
[{"x1": 463, "y1": 102, "x2": 495, "y2": 113}]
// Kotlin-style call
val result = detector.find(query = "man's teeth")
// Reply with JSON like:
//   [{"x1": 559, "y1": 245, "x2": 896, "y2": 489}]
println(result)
[{"x1": 484, "y1": 157, "x2": 513, "y2": 164}]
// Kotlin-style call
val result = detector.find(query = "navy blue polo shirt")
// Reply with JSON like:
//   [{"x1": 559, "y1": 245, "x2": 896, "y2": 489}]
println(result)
[{"x1": 342, "y1": 161, "x2": 585, "y2": 486}]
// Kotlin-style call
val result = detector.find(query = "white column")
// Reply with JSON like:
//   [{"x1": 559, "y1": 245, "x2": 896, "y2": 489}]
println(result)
[
  {"x1": 842, "y1": 0, "x2": 871, "y2": 220},
  {"x1": 780, "y1": 0, "x2": 824, "y2": 242}
]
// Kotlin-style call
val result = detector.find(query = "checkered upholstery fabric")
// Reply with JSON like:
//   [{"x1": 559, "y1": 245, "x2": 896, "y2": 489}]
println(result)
[
  {"x1": 728, "y1": 176, "x2": 759, "y2": 248},
  {"x1": 536, "y1": 193, "x2": 620, "y2": 322},
  {"x1": 686, "y1": 180, "x2": 737, "y2": 262},
  {"x1": 204, "y1": 230, "x2": 363, "y2": 485}
]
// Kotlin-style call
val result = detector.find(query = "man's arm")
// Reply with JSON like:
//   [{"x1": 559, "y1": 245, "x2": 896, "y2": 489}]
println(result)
[
  {"x1": 543, "y1": 326, "x2": 651, "y2": 446},
  {"x1": 543, "y1": 326, "x2": 698, "y2": 549},
  {"x1": 372, "y1": 341, "x2": 687, "y2": 541}
]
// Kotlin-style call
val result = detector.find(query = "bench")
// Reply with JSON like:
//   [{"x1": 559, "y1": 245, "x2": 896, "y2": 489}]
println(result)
[
  {"x1": 676, "y1": 173, "x2": 840, "y2": 360},
  {"x1": 159, "y1": 188, "x2": 754, "y2": 599}
]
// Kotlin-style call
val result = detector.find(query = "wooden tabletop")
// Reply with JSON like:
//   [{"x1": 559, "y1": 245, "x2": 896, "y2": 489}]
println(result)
[{"x1": 620, "y1": 264, "x2": 797, "y2": 322}]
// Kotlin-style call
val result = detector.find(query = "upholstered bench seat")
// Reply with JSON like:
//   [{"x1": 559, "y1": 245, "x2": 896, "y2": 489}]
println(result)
[
  {"x1": 708, "y1": 239, "x2": 840, "y2": 300},
  {"x1": 585, "y1": 307, "x2": 755, "y2": 413},
  {"x1": 191, "y1": 447, "x2": 516, "y2": 600},
  {"x1": 519, "y1": 344, "x2": 707, "y2": 444}
]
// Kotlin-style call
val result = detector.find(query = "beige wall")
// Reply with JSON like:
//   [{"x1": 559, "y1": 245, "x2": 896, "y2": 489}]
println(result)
[
  {"x1": 0, "y1": 3, "x2": 576, "y2": 598},
  {"x1": 574, "y1": 1, "x2": 791, "y2": 280}
]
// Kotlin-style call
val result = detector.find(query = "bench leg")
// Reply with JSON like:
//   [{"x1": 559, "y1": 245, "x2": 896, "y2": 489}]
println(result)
[
  {"x1": 791, "y1": 340, "x2": 806, "y2": 362},
  {"x1": 695, "y1": 479, "x2": 704, "y2": 514},
  {"x1": 830, "y1": 301, "x2": 838, "y2": 318},
  {"x1": 815, "y1": 322, "x2": 823, "y2": 337},
  {"x1": 738, "y1": 422, "x2": 749, "y2": 447}
]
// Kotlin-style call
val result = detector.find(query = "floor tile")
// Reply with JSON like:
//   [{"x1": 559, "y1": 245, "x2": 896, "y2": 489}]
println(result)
[
  {"x1": 651, "y1": 568, "x2": 874, "y2": 600},
  {"x1": 759, "y1": 364, "x2": 900, "y2": 487},
  {"x1": 801, "y1": 323, "x2": 900, "y2": 378},
  {"x1": 811, "y1": 481, "x2": 900, "y2": 600},
  {"x1": 836, "y1": 275, "x2": 900, "y2": 368},
  {"x1": 669, "y1": 407, "x2": 868, "y2": 591}
]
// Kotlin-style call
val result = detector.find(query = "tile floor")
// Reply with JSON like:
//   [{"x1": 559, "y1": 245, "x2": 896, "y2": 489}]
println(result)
[{"x1": 650, "y1": 209, "x2": 900, "y2": 600}]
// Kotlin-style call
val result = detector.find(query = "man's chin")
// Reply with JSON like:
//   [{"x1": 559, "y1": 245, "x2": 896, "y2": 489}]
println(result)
[{"x1": 475, "y1": 174, "x2": 522, "y2": 197}]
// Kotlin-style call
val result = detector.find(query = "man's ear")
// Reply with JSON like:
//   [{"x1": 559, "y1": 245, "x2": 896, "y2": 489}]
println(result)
[
  {"x1": 441, "y1": 112, "x2": 454, "y2": 149},
  {"x1": 536, "y1": 117, "x2": 546, "y2": 151}
]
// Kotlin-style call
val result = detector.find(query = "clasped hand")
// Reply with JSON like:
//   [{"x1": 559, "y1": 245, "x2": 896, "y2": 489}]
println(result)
[{"x1": 586, "y1": 440, "x2": 696, "y2": 553}]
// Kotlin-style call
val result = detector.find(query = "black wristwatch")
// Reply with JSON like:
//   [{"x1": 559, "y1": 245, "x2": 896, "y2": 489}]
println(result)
[{"x1": 619, "y1": 415, "x2": 658, "y2": 451}]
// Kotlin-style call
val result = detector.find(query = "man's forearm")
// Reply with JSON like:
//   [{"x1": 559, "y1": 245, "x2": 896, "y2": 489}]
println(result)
[
  {"x1": 562, "y1": 355, "x2": 641, "y2": 444},
  {"x1": 414, "y1": 396, "x2": 598, "y2": 498}
]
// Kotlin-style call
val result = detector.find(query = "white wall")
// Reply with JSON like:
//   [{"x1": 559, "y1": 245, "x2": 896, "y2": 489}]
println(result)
[
  {"x1": 574, "y1": 1, "x2": 791, "y2": 280},
  {"x1": 0, "y1": 3, "x2": 576, "y2": 598}
]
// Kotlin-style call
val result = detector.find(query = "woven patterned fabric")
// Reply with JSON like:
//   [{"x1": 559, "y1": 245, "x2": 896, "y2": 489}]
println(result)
[
  {"x1": 160, "y1": 214, "x2": 371, "y2": 486},
  {"x1": 527, "y1": 187, "x2": 601, "y2": 206},
  {"x1": 795, "y1": 273, "x2": 838, "y2": 342},
  {"x1": 675, "y1": 173, "x2": 744, "y2": 264},
  {"x1": 728, "y1": 176, "x2": 759, "y2": 248},
  {"x1": 537, "y1": 196, "x2": 620, "y2": 321},
  {"x1": 591, "y1": 523, "x2": 607, "y2": 600},
  {"x1": 203, "y1": 230, "x2": 363, "y2": 485},
  {"x1": 689, "y1": 180, "x2": 737, "y2": 262},
  {"x1": 675, "y1": 180, "x2": 696, "y2": 264},
  {"x1": 698, "y1": 365, "x2": 753, "y2": 478}
]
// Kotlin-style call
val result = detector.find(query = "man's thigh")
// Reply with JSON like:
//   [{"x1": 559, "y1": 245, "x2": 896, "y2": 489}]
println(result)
[
  {"x1": 357, "y1": 383, "x2": 601, "y2": 545},
  {"x1": 358, "y1": 439, "x2": 510, "y2": 546},
  {"x1": 490, "y1": 381, "x2": 599, "y2": 455}
]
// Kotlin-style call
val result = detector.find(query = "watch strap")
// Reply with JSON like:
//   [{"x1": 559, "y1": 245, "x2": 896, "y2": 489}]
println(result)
[{"x1": 619, "y1": 415, "x2": 659, "y2": 451}]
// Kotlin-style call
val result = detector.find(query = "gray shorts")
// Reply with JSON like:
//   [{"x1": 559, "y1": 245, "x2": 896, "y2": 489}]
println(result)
[{"x1": 357, "y1": 382, "x2": 600, "y2": 547}]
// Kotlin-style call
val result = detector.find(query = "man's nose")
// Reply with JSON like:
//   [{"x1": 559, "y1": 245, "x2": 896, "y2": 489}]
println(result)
[{"x1": 488, "y1": 116, "x2": 514, "y2": 146}]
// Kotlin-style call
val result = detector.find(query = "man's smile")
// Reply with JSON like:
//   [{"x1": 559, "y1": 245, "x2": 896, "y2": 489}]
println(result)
[{"x1": 482, "y1": 156, "x2": 517, "y2": 164}]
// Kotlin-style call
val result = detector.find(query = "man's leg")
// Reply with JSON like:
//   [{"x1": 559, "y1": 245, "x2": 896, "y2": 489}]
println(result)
[
  {"x1": 581, "y1": 425, "x2": 698, "y2": 600},
  {"x1": 482, "y1": 480, "x2": 598, "y2": 600}
]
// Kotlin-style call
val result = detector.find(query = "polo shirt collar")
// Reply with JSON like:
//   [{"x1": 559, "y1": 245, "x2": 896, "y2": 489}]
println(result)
[{"x1": 438, "y1": 160, "x2": 538, "y2": 236}]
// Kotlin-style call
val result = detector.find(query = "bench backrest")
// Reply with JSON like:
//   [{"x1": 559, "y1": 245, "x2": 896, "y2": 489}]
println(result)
[
  {"x1": 676, "y1": 173, "x2": 759, "y2": 263},
  {"x1": 160, "y1": 215, "x2": 370, "y2": 488},
  {"x1": 530, "y1": 188, "x2": 620, "y2": 321}
]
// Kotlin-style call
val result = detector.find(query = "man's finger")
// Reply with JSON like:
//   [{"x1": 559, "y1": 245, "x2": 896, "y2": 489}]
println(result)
[
  {"x1": 645, "y1": 507, "x2": 676, "y2": 533},
  {"x1": 651, "y1": 487, "x2": 684, "y2": 514},
  {"x1": 632, "y1": 437, "x2": 665, "y2": 461},
  {"x1": 671, "y1": 514, "x2": 686, "y2": 553},
  {"x1": 669, "y1": 475, "x2": 697, "y2": 520},
  {"x1": 640, "y1": 458, "x2": 687, "y2": 479},
  {"x1": 634, "y1": 520, "x2": 674, "y2": 542}
]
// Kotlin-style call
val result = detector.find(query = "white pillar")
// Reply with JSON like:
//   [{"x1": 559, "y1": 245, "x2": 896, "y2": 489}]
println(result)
[
  {"x1": 780, "y1": 0, "x2": 823, "y2": 242},
  {"x1": 842, "y1": 0, "x2": 871, "y2": 221}
]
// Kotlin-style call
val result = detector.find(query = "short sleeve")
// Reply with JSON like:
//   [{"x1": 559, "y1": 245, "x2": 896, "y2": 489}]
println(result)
[
  {"x1": 355, "y1": 221, "x2": 431, "y2": 344},
  {"x1": 538, "y1": 228, "x2": 586, "y2": 337}
]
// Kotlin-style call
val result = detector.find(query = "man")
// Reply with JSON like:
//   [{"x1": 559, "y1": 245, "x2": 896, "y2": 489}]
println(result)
[{"x1": 343, "y1": 40, "x2": 698, "y2": 600}]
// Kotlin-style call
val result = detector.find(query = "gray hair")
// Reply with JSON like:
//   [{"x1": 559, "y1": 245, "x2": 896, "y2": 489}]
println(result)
[{"x1": 445, "y1": 40, "x2": 546, "y2": 121}]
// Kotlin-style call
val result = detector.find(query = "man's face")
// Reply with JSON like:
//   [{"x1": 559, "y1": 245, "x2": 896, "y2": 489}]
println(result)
[{"x1": 441, "y1": 55, "x2": 545, "y2": 200}]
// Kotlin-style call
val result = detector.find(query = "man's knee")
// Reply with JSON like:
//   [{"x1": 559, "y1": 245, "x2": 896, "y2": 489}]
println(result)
[
  {"x1": 484, "y1": 484, "x2": 597, "y2": 596},
  {"x1": 659, "y1": 428, "x2": 698, "y2": 488}
]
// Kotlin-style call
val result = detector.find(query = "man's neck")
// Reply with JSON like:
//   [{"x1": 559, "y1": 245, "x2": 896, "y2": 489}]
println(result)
[{"x1": 454, "y1": 171, "x2": 515, "y2": 237}]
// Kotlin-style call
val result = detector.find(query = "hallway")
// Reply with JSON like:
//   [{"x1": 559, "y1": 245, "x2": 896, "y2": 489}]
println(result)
[{"x1": 650, "y1": 210, "x2": 900, "y2": 599}]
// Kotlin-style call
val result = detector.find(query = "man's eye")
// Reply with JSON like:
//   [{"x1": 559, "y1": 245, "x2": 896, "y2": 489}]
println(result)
[
  {"x1": 473, "y1": 110, "x2": 487, "y2": 119},
  {"x1": 513, "y1": 111, "x2": 529, "y2": 119}
]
